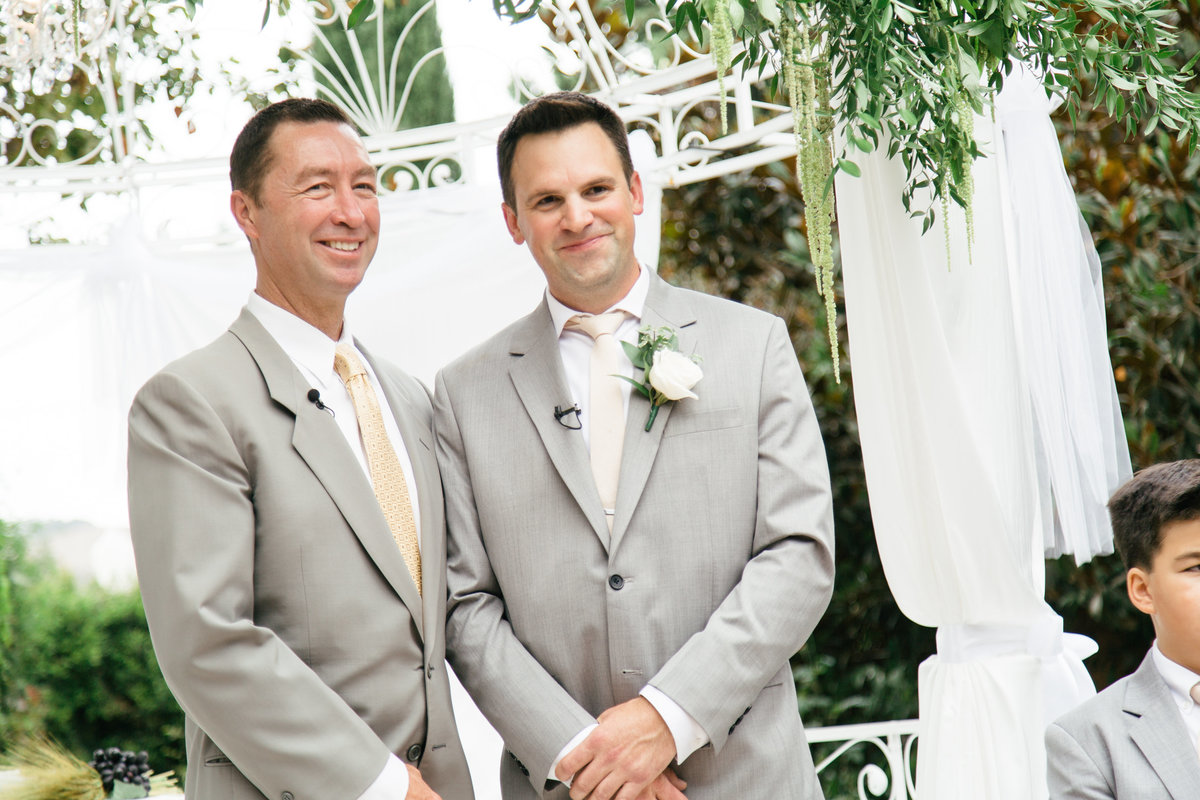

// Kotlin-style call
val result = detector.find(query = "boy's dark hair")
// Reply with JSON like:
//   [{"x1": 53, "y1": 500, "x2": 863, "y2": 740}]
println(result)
[
  {"x1": 1108, "y1": 460, "x2": 1200, "y2": 570},
  {"x1": 230, "y1": 98, "x2": 355, "y2": 204},
  {"x1": 496, "y1": 91, "x2": 633, "y2": 208}
]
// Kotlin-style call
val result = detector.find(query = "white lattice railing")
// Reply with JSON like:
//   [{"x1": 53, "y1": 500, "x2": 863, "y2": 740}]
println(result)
[
  {"x1": 0, "y1": 0, "x2": 797, "y2": 247},
  {"x1": 810, "y1": 719, "x2": 920, "y2": 800}
]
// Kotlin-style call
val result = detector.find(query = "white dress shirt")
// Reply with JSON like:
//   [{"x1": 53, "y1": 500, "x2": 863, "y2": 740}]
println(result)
[
  {"x1": 544, "y1": 268, "x2": 709, "y2": 784},
  {"x1": 246, "y1": 292, "x2": 414, "y2": 800},
  {"x1": 1151, "y1": 641, "x2": 1200, "y2": 750}
]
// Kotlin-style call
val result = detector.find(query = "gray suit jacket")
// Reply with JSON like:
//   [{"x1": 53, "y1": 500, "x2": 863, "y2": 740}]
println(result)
[
  {"x1": 1047, "y1": 651, "x2": 1200, "y2": 799},
  {"x1": 128, "y1": 308, "x2": 473, "y2": 800},
  {"x1": 434, "y1": 273, "x2": 835, "y2": 799}
]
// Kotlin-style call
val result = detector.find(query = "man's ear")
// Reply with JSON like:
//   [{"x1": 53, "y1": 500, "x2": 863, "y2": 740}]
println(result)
[
  {"x1": 1127, "y1": 567, "x2": 1155, "y2": 616},
  {"x1": 502, "y1": 202, "x2": 525, "y2": 245},
  {"x1": 231, "y1": 190, "x2": 259, "y2": 241},
  {"x1": 629, "y1": 171, "x2": 645, "y2": 216}
]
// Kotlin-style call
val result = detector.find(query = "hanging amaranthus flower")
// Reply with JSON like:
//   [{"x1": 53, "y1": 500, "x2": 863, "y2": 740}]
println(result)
[
  {"x1": 783, "y1": 13, "x2": 840, "y2": 380},
  {"x1": 706, "y1": 0, "x2": 735, "y2": 135}
]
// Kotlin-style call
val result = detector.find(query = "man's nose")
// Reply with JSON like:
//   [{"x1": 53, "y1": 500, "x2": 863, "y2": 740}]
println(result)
[
  {"x1": 331, "y1": 188, "x2": 367, "y2": 226},
  {"x1": 561, "y1": 196, "x2": 593, "y2": 231}
]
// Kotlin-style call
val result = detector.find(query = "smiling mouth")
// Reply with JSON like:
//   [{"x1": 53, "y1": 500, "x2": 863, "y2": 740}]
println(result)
[
  {"x1": 323, "y1": 241, "x2": 361, "y2": 252},
  {"x1": 560, "y1": 233, "x2": 608, "y2": 252}
]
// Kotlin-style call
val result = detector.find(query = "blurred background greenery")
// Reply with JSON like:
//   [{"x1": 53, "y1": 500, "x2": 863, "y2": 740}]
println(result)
[{"x1": 0, "y1": 0, "x2": 1196, "y2": 793}]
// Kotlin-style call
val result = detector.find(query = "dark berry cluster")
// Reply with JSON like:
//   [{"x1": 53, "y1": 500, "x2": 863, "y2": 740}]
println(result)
[{"x1": 88, "y1": 747, "x2": 151, "y2": 794}]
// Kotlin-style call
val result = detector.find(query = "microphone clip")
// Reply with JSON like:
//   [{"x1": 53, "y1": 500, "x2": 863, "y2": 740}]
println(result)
[
  {"x1": 307, "y1": 389, "x2": 336, "y2": 418},
  {"x1": 554, "y1": 404, "x2": 582, "y2": 430}
]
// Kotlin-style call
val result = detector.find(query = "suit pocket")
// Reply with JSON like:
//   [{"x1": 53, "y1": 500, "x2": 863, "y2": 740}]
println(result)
[{"x1": 664, "y1": 406, "x2": 742, "y2": 438}]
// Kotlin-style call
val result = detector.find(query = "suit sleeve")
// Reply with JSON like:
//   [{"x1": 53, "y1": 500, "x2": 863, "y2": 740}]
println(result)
[
  {"x1": 434, "y1": 369, "x2": 597, "y2": 792},
  {"x1": 127, "y1": 370, "x2": 392, "y2": 800},
  {"x1": 1045, "y1": 722, "x2": 1115, "y2": 800},
  {"x1": 647, "y1": 316, "x2": 836, "y2": 753}
]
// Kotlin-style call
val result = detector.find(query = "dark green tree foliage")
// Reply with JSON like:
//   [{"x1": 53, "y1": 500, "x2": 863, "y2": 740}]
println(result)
[
  {"x1": 312, "y1": 0, "x2": 455, "y2": 130},
  {"x1": 1046, "y1": 2, "x2": 1200, "y2": 691},
  {"x1": 0, "y1": 524, "x2": 184, "y2": 778}
]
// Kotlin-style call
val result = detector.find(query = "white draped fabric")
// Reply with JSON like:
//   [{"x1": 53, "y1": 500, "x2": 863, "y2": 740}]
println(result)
[{"x1": 834, "y1": 73, "x2": 1131, "y2": 798}]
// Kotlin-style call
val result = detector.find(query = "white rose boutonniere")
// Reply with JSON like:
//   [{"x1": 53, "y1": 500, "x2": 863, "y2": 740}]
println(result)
[{"x1": 620, "y1": 324, "x2": 703, "y2": 431}]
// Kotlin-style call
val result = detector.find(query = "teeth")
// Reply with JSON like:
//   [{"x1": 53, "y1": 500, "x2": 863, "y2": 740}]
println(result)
[{"x1": 326, "y1": 241, "x2": 359, "y2": 251}]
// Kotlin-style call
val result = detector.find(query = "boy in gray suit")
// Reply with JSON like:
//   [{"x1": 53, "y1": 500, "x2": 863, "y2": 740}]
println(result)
[{"x1": 1046, "y1": 460, "x2": 1200, "y2": 799}]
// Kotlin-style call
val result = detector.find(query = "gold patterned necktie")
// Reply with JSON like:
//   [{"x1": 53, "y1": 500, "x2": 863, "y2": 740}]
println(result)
[
  {"x1": 333, "y1": 344, "x2": 422, "y2": 596},
  {"x1": 565, "y1": 311, "x2": 628, "y2": 531}
]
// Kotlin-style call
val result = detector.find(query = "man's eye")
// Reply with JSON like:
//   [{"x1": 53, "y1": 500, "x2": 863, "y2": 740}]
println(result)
[{"x1": 356, "y1": 183, "x2": 378, "y2": 195}]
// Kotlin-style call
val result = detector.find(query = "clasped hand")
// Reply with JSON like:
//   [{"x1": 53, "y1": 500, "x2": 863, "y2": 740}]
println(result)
[{"x1": 554, "y1": 697, "x2": 687, "y2": 800}]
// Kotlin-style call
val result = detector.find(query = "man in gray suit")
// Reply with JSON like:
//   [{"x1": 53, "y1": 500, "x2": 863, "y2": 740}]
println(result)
[
  {"x1": 1047, "y1": 460, "x2": 1200, "y2": 799},
  {"x1": 434, "y1": 92, "x2": 835, "y2": 800},
  {"x1": 128, "y1": 98, "x2": 472, "y2": 800}
]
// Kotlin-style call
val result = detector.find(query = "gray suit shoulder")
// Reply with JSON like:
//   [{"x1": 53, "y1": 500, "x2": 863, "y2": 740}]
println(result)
[
  {"x1": 134, "y1": 329, "x2": 253, "y2": 401},
  {"x1": 438, "y1": 305, "x2": 545, "y2": 381},
  {"x1": 663, "y1": 280, "x2": 781, "y2": 330},
  {"x1": 1050, "y1": 672, "x2": 1135, "y2": 740}
]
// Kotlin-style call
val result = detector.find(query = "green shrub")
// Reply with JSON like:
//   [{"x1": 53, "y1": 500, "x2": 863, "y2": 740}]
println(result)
[{"x1": 0, "y1": 522, "x2": 184, "y2": 778}]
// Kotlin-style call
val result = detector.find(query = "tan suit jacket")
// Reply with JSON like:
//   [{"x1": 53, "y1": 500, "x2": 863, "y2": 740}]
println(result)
[
  {"x1": 434, "y1": 273, "x2": 835, "y2": 799},
  {"x1": 128, "y1": 309, "x2": 473, "y2": 800},
  {"x1": 1047, "y1": 651, "x2": 1200, "y2": 799}
]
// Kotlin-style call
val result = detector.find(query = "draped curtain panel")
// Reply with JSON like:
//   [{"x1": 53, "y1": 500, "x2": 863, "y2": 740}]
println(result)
[{"x1": 834, "y1": 73, "x2": 1130, "y2": 799}]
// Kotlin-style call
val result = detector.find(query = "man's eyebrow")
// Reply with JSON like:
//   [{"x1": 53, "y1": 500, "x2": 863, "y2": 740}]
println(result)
[
  {"x1": 1173, "y1": 550, "x2": 1200, "y2": 564},
  {"x1": 292, "y1": 165, "x2": 377, "y2": 182}
]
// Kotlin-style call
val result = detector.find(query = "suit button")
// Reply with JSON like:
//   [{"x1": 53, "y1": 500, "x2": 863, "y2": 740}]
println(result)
[
  {"x1": 406, "y1": 743, "x2": 424, "y2": 762},
  {"x1": 281, "y1": 793, "x2": 294, "y2": 800},
  {"x1": 608, "y1": 574, "x2": 624, "y2": 590},
  {"x1": 427, "y1": 664, "x2": 434, "y2": 678}
]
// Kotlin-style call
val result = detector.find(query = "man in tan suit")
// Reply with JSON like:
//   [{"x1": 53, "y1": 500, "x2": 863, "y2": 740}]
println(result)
[
  {"x1": 128, "y1": 98, "x2": 472, "y2": 800},
  {"x1": 435, "y1": 92, "x2": 835, "y2": 800}
]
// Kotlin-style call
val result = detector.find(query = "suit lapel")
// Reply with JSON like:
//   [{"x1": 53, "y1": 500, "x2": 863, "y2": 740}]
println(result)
[
  {"x1": 229, "y1": 310, "x2": 424, "y2": 640},
  {"x1": 508, "y1": 302, "x2": 612, "y2": 549},
  {"x1": 1126, "y1": 654, "x2": 1200, "y2": 799},
  {"x1": 610, "y1": 274, "x2": 697, "y2": 554}
]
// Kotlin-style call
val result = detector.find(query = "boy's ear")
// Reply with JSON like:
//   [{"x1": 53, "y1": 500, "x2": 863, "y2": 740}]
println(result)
[{"x1": 1127, "y1": 567, "x2": 1155, "y2": 616}]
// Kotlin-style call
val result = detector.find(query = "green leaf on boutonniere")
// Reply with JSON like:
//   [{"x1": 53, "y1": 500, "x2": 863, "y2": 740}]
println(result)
[
  {"x1": 621, "y1": 340, "x2": 649, "y2": 370},
  {"x1": 616, "y1": 374, "x2": 652, "y2": 400}
]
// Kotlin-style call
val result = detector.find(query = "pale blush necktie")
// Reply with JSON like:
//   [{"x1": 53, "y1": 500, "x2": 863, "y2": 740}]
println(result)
[
  {"x1": 565, "y1": 311, "x2": 629, "y2": 530},
  {"x1": 333, "y1": 344, "x2": 422, "y2": 596},
  {"x1": 1191, "y1": 682, "x2": 1200, "y2": 758}
]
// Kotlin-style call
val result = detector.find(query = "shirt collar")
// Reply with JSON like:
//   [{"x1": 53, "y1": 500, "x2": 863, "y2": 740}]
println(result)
[
  {"x1": 1151, "y1": 641, "x2": 1200, "y2": 711},
  {"x1": 546, "y1": 265, "x2": 649, "y2": 337},
  {"x1": 245, "y1": 292, "x2": 354, "y2": 379}
]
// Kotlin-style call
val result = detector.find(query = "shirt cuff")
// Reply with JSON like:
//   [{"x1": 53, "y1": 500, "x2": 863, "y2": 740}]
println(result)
[
  {"x1": 548, "y1": 724, "x2": 598, "y2": 787},
  {"x1": 640, "y1": 685, "x2": 709, "y2": 763},
  {"x1": 356, "y1": 754, "x2": 409, "y2": 800}
]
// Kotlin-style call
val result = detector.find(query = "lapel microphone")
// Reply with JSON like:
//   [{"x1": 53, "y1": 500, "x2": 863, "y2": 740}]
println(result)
[
  {"x1": 307, "y1": 389, "x2": 336, "y2": 418},
  {"x1": 554, "y1": 404, "x2": 582, "y2": 430}
]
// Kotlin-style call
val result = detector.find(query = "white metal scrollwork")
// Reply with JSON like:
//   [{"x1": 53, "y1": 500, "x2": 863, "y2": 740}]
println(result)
[
  {"x1": 809, "y1": 719, "x2": 920, "y2": 800},
  {"x1": 0, "y1": 0, "x2": 796, "y2": 246}
]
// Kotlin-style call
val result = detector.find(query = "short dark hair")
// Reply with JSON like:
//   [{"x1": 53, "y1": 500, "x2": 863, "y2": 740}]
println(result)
[
  {"x1": 1108, "y1": 460, "x2": 1200, "y2": 570},
  {"x1": 230, "y1": 98, "x2": 355, "y2": 204},
  {"x1": 496, "y1": 91, "x2": 633, "y2": 208}
]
